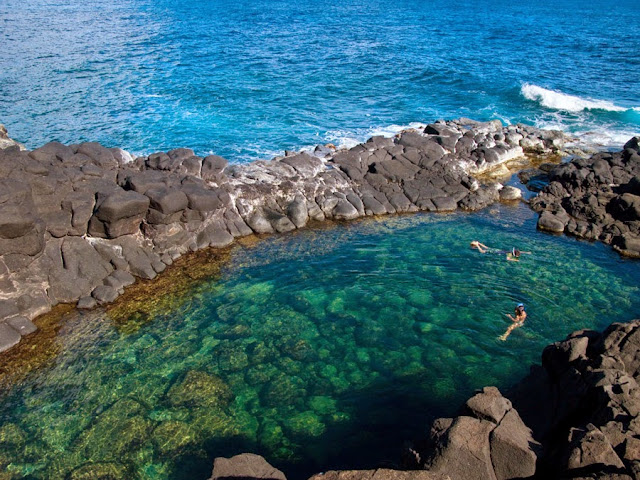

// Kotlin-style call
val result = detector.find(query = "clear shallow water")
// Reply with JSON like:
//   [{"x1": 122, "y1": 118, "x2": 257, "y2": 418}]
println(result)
[
  {"x1": 1, "y1": 204, "x2": 639, "y2": 480},
  {"x1": 1, "y1": 0, "x2": 639, "y2": 160}
]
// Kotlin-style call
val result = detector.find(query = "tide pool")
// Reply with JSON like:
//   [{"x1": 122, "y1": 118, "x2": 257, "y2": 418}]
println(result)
[{"x1": 0, "y1": 203, "x2": 639, "y2": 480}]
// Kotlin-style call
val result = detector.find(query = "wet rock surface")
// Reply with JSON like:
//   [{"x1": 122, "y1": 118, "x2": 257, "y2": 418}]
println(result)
[
  {"x1": 530, "y1": 136, "x2": 640, "y2": 258},
  {"x1": 0, "y1": 120, "x2": 570, "y2": 353}
]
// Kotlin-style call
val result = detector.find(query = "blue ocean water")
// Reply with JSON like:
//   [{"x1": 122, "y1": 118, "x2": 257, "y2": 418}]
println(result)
[{"x1": 1, "y1": 0, "x2": 639, "y2": 161}]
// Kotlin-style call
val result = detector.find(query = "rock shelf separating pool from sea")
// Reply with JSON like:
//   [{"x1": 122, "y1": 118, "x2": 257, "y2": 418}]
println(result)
[
  {"x1": 0, "y1": 118, "x2": 638, "y2": 357},
  {"x1": 206, "y1": 318, "x2": 640, "y2": 480}
]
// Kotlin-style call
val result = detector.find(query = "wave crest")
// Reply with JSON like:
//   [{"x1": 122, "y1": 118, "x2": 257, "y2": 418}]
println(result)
[{"x1": 521, "y1": 83, "x2": 629, "y2": 112}]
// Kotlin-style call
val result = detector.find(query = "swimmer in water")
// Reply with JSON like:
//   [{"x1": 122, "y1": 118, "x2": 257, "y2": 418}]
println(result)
[
  {"x1": 506, "y1": 248, "x2": 531, "y2": 261},
  {"x1": 470, "y1": 240, "x2": 490, "y2": 253},
  {"x1": 499, "y1": 303, "x2": 527, "y2": 341}
]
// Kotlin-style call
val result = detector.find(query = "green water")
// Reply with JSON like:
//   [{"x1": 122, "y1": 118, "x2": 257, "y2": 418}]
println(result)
[{"x1": 1, "y1": 204, "x2": 639, "y2": 480}]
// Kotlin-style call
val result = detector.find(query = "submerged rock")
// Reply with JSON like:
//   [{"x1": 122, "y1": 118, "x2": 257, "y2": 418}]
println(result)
[
  {"x1": 167, "y1": 370, "x2": 233, "y2": 408},
  {"x1": 68, "y1": 461, "x2": 131, "y2": 480}
]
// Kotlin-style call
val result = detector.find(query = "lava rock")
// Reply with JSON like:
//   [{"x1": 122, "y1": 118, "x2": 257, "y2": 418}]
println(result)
[{"x1": 209, "y1": 453, "x2": 286, "y2": 480}]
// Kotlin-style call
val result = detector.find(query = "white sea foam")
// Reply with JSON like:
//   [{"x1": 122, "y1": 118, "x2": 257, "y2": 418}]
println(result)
[
  {"x1": 325, "y1": 122, "x2": 426, "y2": 150},
  {"x1": 534, "y1": 118, "x2": 638, "y2": 149},
  {"x1": 521, "y1": 83, "x2": 629, "y2": 112}
]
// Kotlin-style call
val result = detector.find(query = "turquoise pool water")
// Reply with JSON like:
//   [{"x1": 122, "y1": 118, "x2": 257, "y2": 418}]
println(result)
[{"x1": 1, "y1": 204, "x2": 639, "y2": 480}]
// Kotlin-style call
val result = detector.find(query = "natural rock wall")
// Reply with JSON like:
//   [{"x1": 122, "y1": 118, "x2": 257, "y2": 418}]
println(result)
[
  {"x1": 409, "y1": 319, "x2": 640, "y2": 480},
  {"x1": 208, "y1": 320, "x2": 640, "y2": 480},
  {"x1": 529, "y1": 136, "x2": 640, "y2": 258},
  {"x1": 0, "y1": 119, "x2": 569, "y2": 354}
]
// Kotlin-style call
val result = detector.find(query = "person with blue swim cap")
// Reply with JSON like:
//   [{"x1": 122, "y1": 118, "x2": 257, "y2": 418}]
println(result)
[{"x1": 499, "y1": 303, "x2": 527, "y2": 341}]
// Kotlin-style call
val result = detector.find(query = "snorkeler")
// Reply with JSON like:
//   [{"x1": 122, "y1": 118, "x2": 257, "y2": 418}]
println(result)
[
  {"x1": 506, "y1": 248, "x2": 531, "y2": 261},
  {"x1": 499, "y1": 303, "x2": 527, "y2": 341}
]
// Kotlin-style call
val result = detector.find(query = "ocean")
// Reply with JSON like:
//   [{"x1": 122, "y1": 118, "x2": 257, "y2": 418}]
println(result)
[{"x1": 1, "y1": 0, "x2": 639, "y2": 161}]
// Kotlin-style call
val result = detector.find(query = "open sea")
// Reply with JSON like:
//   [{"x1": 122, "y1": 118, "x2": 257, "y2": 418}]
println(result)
[
  {"x1": 1, "y1": 0, "x2": 639, "y2": 160},
  {"x1": 1, "y1": 1, "x2": 640, "y2": 480}
]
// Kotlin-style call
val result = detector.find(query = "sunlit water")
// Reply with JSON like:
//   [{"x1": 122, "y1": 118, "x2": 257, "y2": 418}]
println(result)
[
  {"x1": 1, "y1": 0, "x2": 639, "y2": 159},
  {"x1": 1, "y1": 203, "x2": 639, "y2": 480}
]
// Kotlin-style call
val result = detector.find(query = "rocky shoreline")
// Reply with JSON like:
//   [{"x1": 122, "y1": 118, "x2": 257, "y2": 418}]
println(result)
[
  {"x1": 207, "y1": 319, "x2": 640, "y2": 480},
  {"x1": 528, "y1": 137, "x2": 640, "y2": 258},
  {"x1": 0, "y1": 118, "x2": 576, "y2": 354}
]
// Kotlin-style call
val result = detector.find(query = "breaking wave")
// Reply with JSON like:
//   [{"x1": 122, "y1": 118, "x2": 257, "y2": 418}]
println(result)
[{"x1": 521, "y1": 83, "x2": 634, "y2": 112}]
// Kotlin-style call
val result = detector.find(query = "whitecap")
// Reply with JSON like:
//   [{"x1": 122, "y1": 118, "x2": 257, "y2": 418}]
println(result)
[
  {"x1": 324, "y1": 122, "x2": 426, "y2": 151},
  {"x1": 521, "y1": 83, "x2": 629, "y2": 112},
  {"x1": 533, "y1": 117, "x2": 638, "y2": 149}
]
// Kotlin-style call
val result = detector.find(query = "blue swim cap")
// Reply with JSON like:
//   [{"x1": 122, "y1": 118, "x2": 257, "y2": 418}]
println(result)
[{"x1": 517, "y1": 303, "x2": 524, "y2": 308}]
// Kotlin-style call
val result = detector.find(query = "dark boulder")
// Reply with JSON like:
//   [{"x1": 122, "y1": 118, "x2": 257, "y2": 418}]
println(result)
[
  {"x1": 144, "y1": 187, "x2": 189, "y2": 215},
  {"x1": 29, "y1": 141, "x2": 75, "y2": 163},
  {"x1": 464, "y1": 386, "x2": 511, "y2": 424},
  {"x1": 623, "y1": 136, "x2": 640, "y2": 152},
  {"x1": 489, "y1": 409, "x2": 538, "y2": 480},
  {"x1": 91, "y1": 285, "x2": 119, "y2": 304},
  {"x1": 201, "y1": 155, "x2": 228, "y2": 181},
  {"x1": 281, "y1": 153, "x2": 323, "y2": 178},
  {"x1": 287, "y1": 195, "x2": 309, "y2": 228},
  {"x1": 0, "y1": 322, "x2": 22, "y2": 353},
  {"x1": 208, "y1": 453, "x2": 286, "y2": 480},
  {"x1": 537, "y1": 210, "x2": 567, "y2": 233},
  {"x1": 89, "y1": 189, "x2": 150, "y2": 238},
  {"x1": 6, "y1": 316, "x2": 37, "y2": 336},
  {"x1": 180, "y1": 184, "x2": 225, "y2": 212},
  {"x1": 197, "y1": 220, "x2": 234, "y2": 248},
  {"x1": 609, "y1": 194, "x2": 640, "y2": 222},
  {"x1": 424, "y1": 416, "x2": 497, "y2": 480},
  {"x1": 565, "y1": 425, "x2": 625, "y2": 472},
  {"x1": 77, "y1": 142, "x2": 118, "y2": 170}
]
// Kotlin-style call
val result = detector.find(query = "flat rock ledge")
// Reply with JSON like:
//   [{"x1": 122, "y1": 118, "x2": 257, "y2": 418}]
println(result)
[
  {"x1": 0, "y1": 119, "x2": 570, "y2": 354},
  {"x1": 529, "y1": 136, "x2": 640, "y2": 258},
  {"x1": 209, "y1": 319, "x2": 640, "y2": 480}
]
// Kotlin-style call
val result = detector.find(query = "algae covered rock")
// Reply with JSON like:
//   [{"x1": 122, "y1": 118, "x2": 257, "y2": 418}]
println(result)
[
  {"x1": 284, "y1": 410, "x2": 326, "y2": 438},
  {"x1": 68, "y1": 461, "x2": 131, "y2": 480},
  {"x1": 151, "y1": 420, "x2": 199, "y2": 456},
  {"x1": 217, "y1": 343, "x2": 250, "y2": 372},
  {"x1": 167, "y1": 370, "x2": 233, "y2": 408},
  {"x1": 75, "y1": 398, "x2": 155, "y2": 460},
  {"x1": 0, "y1": 423, "x2": 26, "y2": 448},
  {"x1": 262, "y1": 373, "x2": 307, "y2": 406}
]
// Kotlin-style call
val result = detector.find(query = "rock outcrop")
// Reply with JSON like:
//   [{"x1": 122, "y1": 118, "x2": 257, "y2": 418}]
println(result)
[
  {"x1": 0, "y1": 120, "x2": 569, "y2": 354},
  {"x1": 208, "y1": 453, "x2": 287, "y2": 480},
  {"x1": 412, "y1": 387, "x2": 539, "y2": 480},
  {"x1": 530, "y1": 136, "x2": 640, "y2": 258}
]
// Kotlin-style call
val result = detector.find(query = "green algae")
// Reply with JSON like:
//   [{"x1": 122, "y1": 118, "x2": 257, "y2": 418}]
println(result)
[{"x1": 0, "y1": 205, "x2": 640, "y2": 480}]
